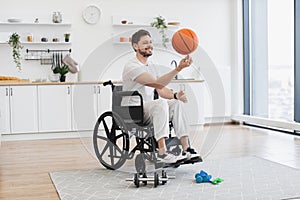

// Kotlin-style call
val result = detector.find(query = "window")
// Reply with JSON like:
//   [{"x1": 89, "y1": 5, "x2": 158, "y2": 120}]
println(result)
[{"x1": 244, "y1": 0, "x2": 295, "y2": 123}]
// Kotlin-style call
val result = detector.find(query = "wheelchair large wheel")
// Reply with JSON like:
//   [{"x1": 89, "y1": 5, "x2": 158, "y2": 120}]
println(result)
[{"x1": 93, "y1": 111, "x2": 129, "y2": 170}]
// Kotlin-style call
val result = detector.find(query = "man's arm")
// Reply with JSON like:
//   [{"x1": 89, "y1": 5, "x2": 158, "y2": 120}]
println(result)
[
  {"x1": 157, "y1": 87, "x2": 188, "y2": 103},
  {"x1": 156, "y1": 87, "x2": 174, "y2": 99},
  {"x1": 134, "y1": 69, "x2": 178, "y2": 89},
  {"x1": 134, "y1": 55, "x2": 192, "y2": 89}
]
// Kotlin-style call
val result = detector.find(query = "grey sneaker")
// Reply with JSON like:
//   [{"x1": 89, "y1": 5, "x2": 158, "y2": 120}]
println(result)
[
  {"x1": 157, "y1": 152, "x2": 187, "y2": 164},
  {"x1": 183, "y1": 147, "x2": 201, "y2": 160}
]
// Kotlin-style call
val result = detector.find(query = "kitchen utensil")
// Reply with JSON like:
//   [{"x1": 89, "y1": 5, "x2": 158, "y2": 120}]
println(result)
[
  {"x1": 51, "y1": 53, "x2": 55, "y2": 70},
  {"x1": 63, "y1": 54, "x2": 79, "y2": 73}
]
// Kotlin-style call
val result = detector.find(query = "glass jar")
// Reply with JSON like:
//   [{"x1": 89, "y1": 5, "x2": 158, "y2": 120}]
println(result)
[
  {"x1": 27, "y1": 33, "x2": 33, "y2": 42},
  {"x1": 52, "y1": 12, "x2": 62, "y2": 23}
]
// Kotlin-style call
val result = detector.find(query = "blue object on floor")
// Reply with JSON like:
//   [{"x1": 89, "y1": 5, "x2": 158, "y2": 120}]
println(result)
[{"x1": 194, "y1": 170, "x2": 212, "y2": 183}]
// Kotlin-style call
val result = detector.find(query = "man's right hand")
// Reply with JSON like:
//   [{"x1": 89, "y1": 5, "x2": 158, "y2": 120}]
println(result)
[{"x1": 176, "y1": 55, "x2": 193, "y2": 72}]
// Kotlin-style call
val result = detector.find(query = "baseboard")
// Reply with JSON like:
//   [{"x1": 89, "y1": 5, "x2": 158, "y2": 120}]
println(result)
[
  {"x1": 232, "y1": 114, "x2": 300, "y2": 131},
  {"x1": 204, "y1": 116, "x2": 233, "y2": 125},
  {"x1": 1, "y1": 131, "x2": 92, "y2": 141}
]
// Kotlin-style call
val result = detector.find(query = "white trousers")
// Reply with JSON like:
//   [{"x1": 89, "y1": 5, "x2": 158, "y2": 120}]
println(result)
[{"x1": 143, "y1": 99, "x2": 190, "y2": 141}]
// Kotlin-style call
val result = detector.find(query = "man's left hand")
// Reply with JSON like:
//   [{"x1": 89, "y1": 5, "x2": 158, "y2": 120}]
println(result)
[{"x1": 177, "y1": 90, "x2": 188, "y2": 103}]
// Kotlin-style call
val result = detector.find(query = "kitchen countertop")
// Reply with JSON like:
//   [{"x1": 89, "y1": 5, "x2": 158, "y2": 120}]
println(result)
[{"x1": 0, "y1": 79, "x2": 204, "y2": 86}]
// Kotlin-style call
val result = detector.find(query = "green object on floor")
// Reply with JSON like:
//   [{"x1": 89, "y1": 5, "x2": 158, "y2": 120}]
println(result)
[{"x1": 211, "y1": 177, "x2": 224, "y2": 185}]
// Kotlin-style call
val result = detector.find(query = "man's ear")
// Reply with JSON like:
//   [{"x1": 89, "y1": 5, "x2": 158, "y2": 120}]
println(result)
[{"x1": 133, "y1": 43, "x2": 138, "y2": 51}]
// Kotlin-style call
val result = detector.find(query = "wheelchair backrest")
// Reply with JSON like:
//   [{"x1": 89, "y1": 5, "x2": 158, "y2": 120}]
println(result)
[{"x1": 112, "y1": 85, "x2": 144, "y2": 125}]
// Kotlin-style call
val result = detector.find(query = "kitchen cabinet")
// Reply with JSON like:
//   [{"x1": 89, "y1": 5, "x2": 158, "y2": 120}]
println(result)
[
  {"x1": 0, "y1": 86, "x2": 11, "y2": 134},
  {"x1": 72, "y1": 84, "x2": 99, "y2": 131},
  {"x1": 38, "y1": 85, "x2": 72, "y2": 132},
  {"x1": 5, "y1": 86, "x2": 38, "y2": 134},
  {"x1": 168, "y1": 81, "x2": 204, "y2": 126},
  {"x1": 97, "y1": 84, "x2": 113, "y2": 115}
]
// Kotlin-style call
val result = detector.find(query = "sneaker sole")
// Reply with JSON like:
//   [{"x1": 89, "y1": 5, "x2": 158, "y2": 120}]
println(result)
[{"x1": 183, "y1": 156, "x2": 203, "y2": 164}]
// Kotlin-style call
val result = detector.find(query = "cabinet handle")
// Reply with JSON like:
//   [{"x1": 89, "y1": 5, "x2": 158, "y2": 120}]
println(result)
[
  {"x1": 93, "y1": 86, "x2": 97, "y2": 94},
  {"x1": 97, "y1": 85, "x2": 100, "y2": 94},
  {"x1": 10, "y1": 88, "x2": 13, "y2": 96},
  {"x1": 67, "y1": 86, "x2": 70, "y2": 95},
  {"x1": 6, "y1": 88, "x2": 8, "y2": 96}
]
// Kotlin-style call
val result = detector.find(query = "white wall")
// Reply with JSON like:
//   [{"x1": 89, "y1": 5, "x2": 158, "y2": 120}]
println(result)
[{"x1": 0, "y1": 0, "x2": 239, "y2": 119}]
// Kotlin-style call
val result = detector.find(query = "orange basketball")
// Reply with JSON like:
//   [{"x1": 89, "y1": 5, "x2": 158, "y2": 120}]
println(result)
[{"x1": 172, "y1": 28, "x2": 199, "y2": 55}]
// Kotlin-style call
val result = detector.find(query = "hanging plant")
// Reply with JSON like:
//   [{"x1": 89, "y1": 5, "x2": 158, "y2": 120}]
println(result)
[
  {"x1": 8, "y1": 33, "x2": 23, "y2": 71},
  {"x1": 150, "y1": 15, "x2": 168, "y2": 48}
]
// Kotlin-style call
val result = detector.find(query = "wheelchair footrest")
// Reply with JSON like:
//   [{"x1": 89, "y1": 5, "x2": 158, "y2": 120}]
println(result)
[
  {"x1": 155, "y1": 156, "x2": 203, "y2": 169},
  {"x1": 182, "y1": 156, "x2": 203, "y2": 164}
]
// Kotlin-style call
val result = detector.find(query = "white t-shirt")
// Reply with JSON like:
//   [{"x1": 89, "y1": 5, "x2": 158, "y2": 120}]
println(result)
[{"x1": 122, "y1": 57, "x2": 159, "y2": 104}]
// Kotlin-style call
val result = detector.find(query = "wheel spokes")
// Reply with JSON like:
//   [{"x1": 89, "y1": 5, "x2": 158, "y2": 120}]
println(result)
[{"x1": 93, "y1": 112, "x2": 129, "y2": 170}]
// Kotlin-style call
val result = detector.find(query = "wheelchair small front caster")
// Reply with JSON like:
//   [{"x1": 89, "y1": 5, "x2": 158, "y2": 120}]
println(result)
[
  {"x1": 154, "y1": 172, "x2": 159, "y2": 187},
  {"x1": 134, "y1": 173, "x2": 140, "y2": 188}
]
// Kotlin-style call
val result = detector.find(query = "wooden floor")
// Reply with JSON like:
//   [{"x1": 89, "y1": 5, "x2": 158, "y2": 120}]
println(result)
[{"x1": 0, "y1": 124, "x2": 300, "y2": 199}]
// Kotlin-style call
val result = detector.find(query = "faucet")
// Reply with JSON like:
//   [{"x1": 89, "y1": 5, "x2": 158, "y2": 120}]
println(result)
[{"x1": 171, "y1": 60, "x2": 178, "y2": 80}]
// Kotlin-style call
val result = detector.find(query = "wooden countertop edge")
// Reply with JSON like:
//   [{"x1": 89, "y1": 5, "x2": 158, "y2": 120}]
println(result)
[{"x1": 0, "y1": 79, "x2": 205, "y2": 86}]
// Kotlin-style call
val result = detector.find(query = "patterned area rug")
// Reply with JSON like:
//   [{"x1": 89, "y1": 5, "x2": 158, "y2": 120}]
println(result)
[{"x1": 49, "y1": 157, "x2": 300, "y2": 200}]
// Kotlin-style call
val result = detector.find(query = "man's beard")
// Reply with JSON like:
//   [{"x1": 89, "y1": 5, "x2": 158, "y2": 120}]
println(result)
[{"x1": 138, "y1": 47, "x2": 153, "y2": 57}]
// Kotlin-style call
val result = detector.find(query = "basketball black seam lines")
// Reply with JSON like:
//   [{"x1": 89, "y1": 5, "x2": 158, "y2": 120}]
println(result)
[
  {"x1": 178, "y1": 32, "x2": 192, "y2": 54},
  {"x1": 186, "y1": 30, "x2": 196, "y2": 51}
]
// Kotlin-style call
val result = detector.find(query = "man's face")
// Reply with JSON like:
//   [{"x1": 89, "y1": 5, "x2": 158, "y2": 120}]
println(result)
[{"x1": 135, "y1": 35, "x2": 153, "y2": 57}]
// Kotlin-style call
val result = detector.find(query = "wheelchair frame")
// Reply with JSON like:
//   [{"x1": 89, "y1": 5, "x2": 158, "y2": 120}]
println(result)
[{"x1": 93, "y1": 80, "x2": 198, "y2": 173}]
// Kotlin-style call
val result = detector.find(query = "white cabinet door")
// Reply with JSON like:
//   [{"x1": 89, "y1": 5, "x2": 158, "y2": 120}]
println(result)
[
  {"x1": 0, "y1": 86, "x2": 11, "y2": 134},
  {"x1": 38, "y1": 85, "x2": 72, "y2": 132},
  {"x1": 9, "y1": 86, "x2": 38, "y2": 133},
  {"x1": 168, "y1": 82, "x2": 204, "y2": 125},
  {"x1": 97, "y1": 84, "x2": 113, "y2": 116},
  {"x1": 72, "y1": 84, "x2": 98, "y2": 131}
]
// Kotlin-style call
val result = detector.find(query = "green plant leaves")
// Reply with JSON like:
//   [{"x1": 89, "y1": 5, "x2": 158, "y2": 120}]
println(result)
[
  {"x1": 150, "y1": 15, "x2": 168, "y2": 48},
  {"x1": 53, "y1": 64, "x2": 69, "y2": 76},
  {"x1": 8, "y1": 33, "x2": 23, "y2": 71}
]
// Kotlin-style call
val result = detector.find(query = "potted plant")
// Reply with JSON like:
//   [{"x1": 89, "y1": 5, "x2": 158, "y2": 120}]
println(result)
[
  {"x1": 8, "y1": 33, "x2": 23, "y2": 71},
  {"x1": 53, "y1": 64, "x2": 69, "y2": 82},
  {"x1": 150, "y1": 15, "x2": 168, "y2": 48},
  {"x1": 64, "y1": 33, "x2": 70, "y2": 42}
]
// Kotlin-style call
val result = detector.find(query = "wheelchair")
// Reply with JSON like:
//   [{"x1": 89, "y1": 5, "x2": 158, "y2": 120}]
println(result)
[{"x1": 93, "y1": 80, "x2": 201, "y2": 174}]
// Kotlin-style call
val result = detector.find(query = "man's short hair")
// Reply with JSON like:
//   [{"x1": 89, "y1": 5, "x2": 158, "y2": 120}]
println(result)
[{"x1": 131, "y1": 29, "x2": 151, "y2": 51}]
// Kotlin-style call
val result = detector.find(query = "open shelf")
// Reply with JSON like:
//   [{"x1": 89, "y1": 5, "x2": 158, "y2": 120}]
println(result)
[
  {"x1": 0, "y1": 42, "x2": 72, "y2": 45},
  {"x1": 22, "y1": 42, "x2": 72, "y2": 45},
  {"x1": 0, "y1": 22, "x2": 72, "y2": 26},
  {"x1": 112, "y1": 15, "x2": 180, "y2": 28}
]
